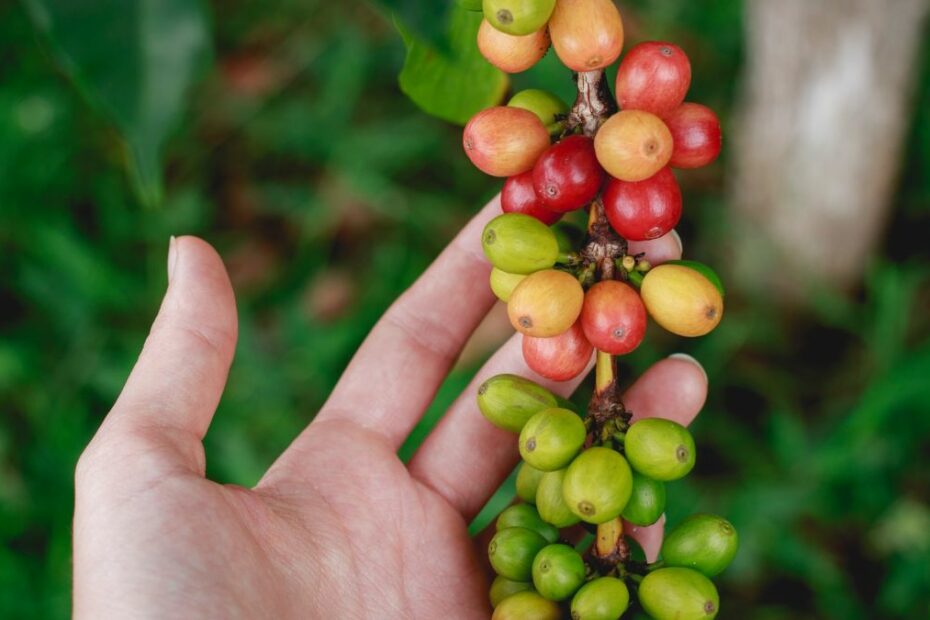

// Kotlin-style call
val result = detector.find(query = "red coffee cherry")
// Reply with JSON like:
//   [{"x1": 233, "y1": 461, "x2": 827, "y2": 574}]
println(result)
[
  {"x1": 580, "y1": 280, "x2": 647, "y2": 355},
  {"x1": 502, "y1": 171, "x2": 562, "y2": 225},
  {"x1": 664, "y1": 103, "x2": 722, "y2": 169},
  {"x1": 523, "y1": 320, "x2": 593, "y2": 381},
  {"x1": 616, "y1": 42, "x2": 692, "y2": 117},
  {"x1": 603, "y1": 167, "x2": 682, "y2": 241},
  {"x1": 532, "y1": 136, "x2": 605, "y2": 213}
]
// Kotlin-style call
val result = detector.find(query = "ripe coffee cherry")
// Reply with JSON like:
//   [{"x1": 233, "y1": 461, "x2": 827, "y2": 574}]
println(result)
[
  {"x1": 570, "y1": 577, "x2": 630, "y2": 620},
  {"x1": 548, "y1": 0, "x2": 624, "y2": 71},
  {"x1": 594, "y1": 110, "x2": 674, "y2": 182},
  {"x1": 665, "y1": 102, "x2": 722, "y2": 169},
  {"x1": 508, "y1": 89, "x2": 569, "y2": 136},
  {"x1": 640, "y1": 264, "x2": 723, "y2": 337},
  {"x1": 483, "y1": 0, "x2": 557, "y2": 36},
  {"x1": 508, "y1": 269, "x2": 584, "y2": 337},
  {"x1": 621, "y1": 472, "x2": 666, "y2": 526},
  {"x1": 523, "y1": 320, "x2": 593, "y2": 381},
  {"x1": 519, "y1": 408, "x2": 586, "y2": 471},
  {"x1": 464, "y1": 106, "x2": 551, "y2": 177},
  {"x1": 532, "y1": 544, "x2": 586, "y2": 601},
  {"x1": 616, "y1": 42, "x2": 692, "y2": 116},
  {"x1": 603, "y1": 167, "x2": 682, "y2": 241},
  {"x1": 477, "y1": 19, "x2": 550, "y2": 74},
  {"x1": 490, "y1": 268, "x2": 528, "y2": 303},
  {"x1": 625, "y1": 417, "x2": 696, "y2": 481},
  {"x1": 661, "y1": 514, "x2": 739, "y2": 577},
  {"x1": 497, "y1": 504, "x2": 560, "y2": 543},
  {"x1": 580, "y1": 280, "x2": 647, "y2": 355},
  {"x1": 638, "y1": 567, "x2": 719, "y2": 620},
  {"x1": 516, "y1": 461, "x2": 545, "y2": 504},
  {"x1": 492, "y1": 591, "x2": 561, "y2": 620},
  {"x1": 477, "y1": 373, "x2": 559, "y2": 432},
  {"x1": 532, "y1": 135, "x2": 604, "y2": 213},
  {"x1": 489, "y1": 527, "x2": 549, "y2": 580},
  {"x1": 536, "y1": 468, "x2": 580, "y2": 527},
  {"x1": 482, "y1": 213, "x2": 559, "y2": 274},
  {"x1": 489, "y1": 576, "x2": 533, "y2": 608},
  {"x1": 502, "y1": 171, "x2": 562, "y2": 225},
  {"x1": 562, "y1": 446, "x2": 633, "y2": 524}
]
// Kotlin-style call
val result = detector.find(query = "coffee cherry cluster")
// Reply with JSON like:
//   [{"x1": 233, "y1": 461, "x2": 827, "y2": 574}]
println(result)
[{"x1": 457, "y1": 1, "x2": 736, "y2": 618}]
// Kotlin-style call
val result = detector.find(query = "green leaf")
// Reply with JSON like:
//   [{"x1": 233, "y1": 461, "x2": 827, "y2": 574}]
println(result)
[
  {"x1": 368, "y1": 0, "x2": 451, "y2": 47},
  {"x1": 22, "y1": 0, "x2": 212, "y2": 208},
  {"x1": 397, "y1": 7, "x2": 509, "y2": 126}
]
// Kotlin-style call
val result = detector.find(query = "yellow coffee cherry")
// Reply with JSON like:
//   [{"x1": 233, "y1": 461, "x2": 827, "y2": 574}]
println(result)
[{"x1": 640, "y1": 264, "x2": 723, "y2": 337}]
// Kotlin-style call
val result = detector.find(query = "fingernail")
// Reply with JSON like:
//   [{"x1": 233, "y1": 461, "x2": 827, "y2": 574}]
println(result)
[
  {"x1": 669, "y1": 229, "x2": 683, "y2": 255},
  {"x1": 168, "y1": 236, "x2": 178, "y2": 283},
  {"x1": 668, "y1": 353, "x2": 707, "y2": 383}
]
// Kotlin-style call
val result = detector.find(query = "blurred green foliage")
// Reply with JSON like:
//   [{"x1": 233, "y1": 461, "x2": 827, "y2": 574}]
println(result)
[{"x1": 0, "y1": 0, "x2": 928, "y2": 618}]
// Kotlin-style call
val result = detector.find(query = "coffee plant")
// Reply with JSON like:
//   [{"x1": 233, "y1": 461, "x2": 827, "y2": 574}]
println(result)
[{"x1": 402, "y1": 1, "x2": 736, "y2": 618}]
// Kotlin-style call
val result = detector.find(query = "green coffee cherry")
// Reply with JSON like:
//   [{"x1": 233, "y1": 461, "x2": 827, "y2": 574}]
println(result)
[
  {"x1": 532, "y1": 544, "x2": 586, "y2": 601},
  {"x1": 497, "y1": 503, "x2": 560, "y2": 543},
  {"x1": 492, "y1": 590, "x2": 561, "y2": 620},
  {"x1": 621, "y1": 472, "x2": 666, "y2": 526},
  {"x1": 489, "y1": 527, "x2": 549, "y2": 581},
  {"x1": 489, "y1": 576, "x2": 534, "y2": 608},
  {"x1": 490, "y1": 268, "x2": 527, "y2": 302},
  {"x1": 515, "y1": 462, "x2": 545, "y2": 504},
  {"x1": 661, "y1": 514, "x2": 739, "y2": 577},
  {"x1": 536, "y1": 468, "x2": 580, "y2": 527},
  {"x1": 483, "y1": 0, "x2": 557, "y2": 36},
  {"x1": 519, "y1": 408, "x2": 586, "y2": 471},
  {"x1": 478, "y1": 374, "x2": 559, "y2": 433},
  {"x1": 562, "y1": 447, "x2": 633, "y2": 524},
  {"x1": 508, "y1": 89, "x2": 569, "y2": 136},
  {"x1": 638, "y1": 567, "x2": 719, "y2": 620},
  {"x1": 482, "y1": 213, "x2": 559, "y2": 275},
  {"x1": 570, "y1": 576, "x2": 630, "y2": 620},
  {"x1": 624, "y1": 418, "x2": 696, "y2": 481}
]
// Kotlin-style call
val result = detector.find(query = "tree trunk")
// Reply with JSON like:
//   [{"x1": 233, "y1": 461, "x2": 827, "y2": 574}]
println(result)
[{"x1": 730, "y1": 0, "x2": 929, "y2": 299}]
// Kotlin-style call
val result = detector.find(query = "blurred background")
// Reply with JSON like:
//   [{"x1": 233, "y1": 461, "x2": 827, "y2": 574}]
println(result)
[{"x1": 1, "y1": 0, "x2": 929, "y2": 617}]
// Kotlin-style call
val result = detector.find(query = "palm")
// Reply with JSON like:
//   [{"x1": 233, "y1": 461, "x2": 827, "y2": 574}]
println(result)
[{"x1": 74, "y1": 202, "x2": 707, "y2": 618}]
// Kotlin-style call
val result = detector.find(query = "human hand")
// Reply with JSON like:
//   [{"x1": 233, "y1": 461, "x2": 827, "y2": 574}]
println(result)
[{"x1": 73, "y1": 197, "x2": 707, "y2": 618}]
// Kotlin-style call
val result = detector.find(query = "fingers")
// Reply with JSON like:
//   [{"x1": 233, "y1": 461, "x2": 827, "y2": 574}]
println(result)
[
  {"x1": 627, "y1": 229, "x2": 682, "y2": 266},
  {"x1": 625, "y1": 515, "x2": 665, "y2": 563},
  {"x1": 624, "y1": 354, "x2": 707, "y2": 426},
  {"x1": 311, "y1": 197, "x2": 502, "y2": 449},
  {"x1": 408, "y1": 334, "x2": 593, "y2": 522},
  {"x1": 90, "y1": 236, "x2": 238, "y2": 473}
]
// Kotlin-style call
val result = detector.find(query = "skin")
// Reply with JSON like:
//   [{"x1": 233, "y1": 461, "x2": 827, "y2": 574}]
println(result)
[{"x1": 73, "y1": 195, "x2": 704, "y2": 619}]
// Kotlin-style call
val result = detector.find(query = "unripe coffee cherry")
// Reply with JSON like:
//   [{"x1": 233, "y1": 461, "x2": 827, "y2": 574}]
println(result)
[
  {"x1": 640, "y1": 264, "x2": 723, "y2": 337},
  {"x1": 477, "y1": 19, "x2": 550, "y2": 74},
  {"x1": 501, "y1": 171, "x2": 562, "y2": 225},
  {"x1": 491, "y1": 590, "x2": 561, "y2": 620},
  {"x1": 490, "y1": 268, "x2": 527, "y2": 303},
  {"x1": 477, "y1": 373, "x2": 559, "y2": 432},
  {"x1": 580, "y1": 280, "x2": 647, "y2": 355},
  {"x1": 562, "y1": 446, "x2": 633, "y2": 524},
  {"x1": 661, "y1": 514, "x2": 739, "y2": 577},
  {"x1": 536, "y1": 468, "x2": 580, "y2": 527},
  {"x1": 496, "y1": 503, "x2": 560, "y2": 543},
  {"x1": 594, "y1": 110, "x2": 673, "y2": 182},
  {"x1": 483, "y1": 0, "x2": 557, "y2": 36},
  {"x1": 489, "y1": 576, "x2": 533, "y2": 608},
  {"x1": 570, "y1": 577, "x2": 630, "y2": 620},
  {"x1": 665, "y1": 103, "x2": 722, "y2": 169},
  {"x1": 519, "y1": 407, "x2": 586, "y2": 471},
  {"x1": 508, "y1": 269, "x2": 584, "y2": 337},
  {"x1": 515, "y1": 461, "x2": 545, "y2": 504},
  {"x1": 482, "y1": 213, "x2": 559, "y2": 274},
  {"x1": 464, "y1": 106, "x2": 551, "y2": 177},
  {"x1": 523, "y1": 320, "x2": 593, "y2": 381},
  {"x1": 638, "y1": 567, "x2": 719, "y2": 620},
  {"x1": 624, "y1": 417, "x2": 696, "y2": 481},
  {"x1": 548, "y1": 0, "x2": 624, "y2": 71},
  {"x1": 508, "y1": 89, "x2": 569, "y2": 136},
  {"x1": 532, "y1": 135, "x2": 604, "y2": 213},
  {"x1": 621, "y1": 471, "x2": 666, "y2": 526},
  {"x1": 489, "y1": 527, "x2": 549, "y2": 580},
  {"x1": 616, "y1": 42, "x2": 692, "y2": 116},
  {"x1": 531, "y1": 544, "x2": 586, "y2": 601},
  {"x1": 603, "y1": 167, "x2": 682, "y2": 241}
]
